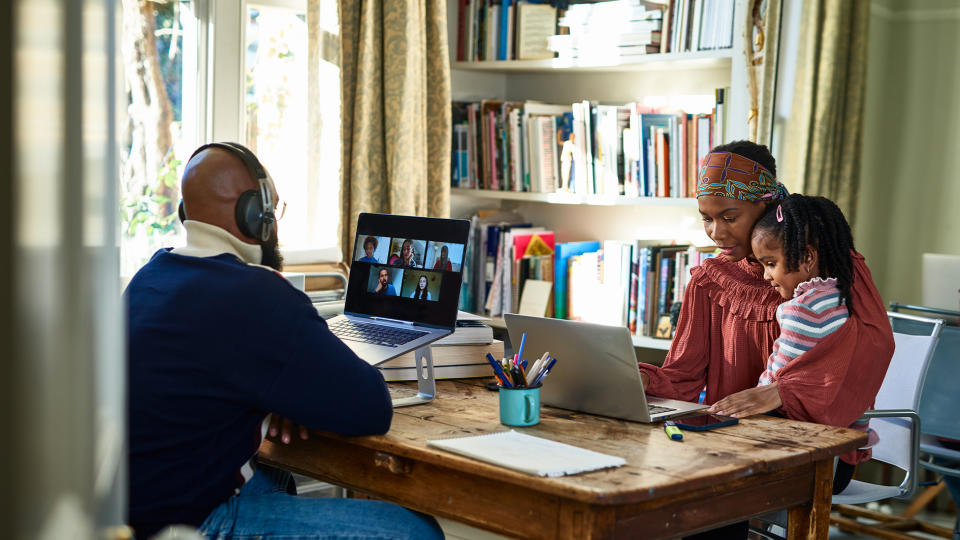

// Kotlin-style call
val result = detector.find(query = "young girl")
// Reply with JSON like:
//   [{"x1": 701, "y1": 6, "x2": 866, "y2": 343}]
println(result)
[
  {"x1": 751, "y1": 194, "x2": 855, "y2": 386},
  {"x1": 729, "y1": 194, "x2": 872, "y2": 493}
]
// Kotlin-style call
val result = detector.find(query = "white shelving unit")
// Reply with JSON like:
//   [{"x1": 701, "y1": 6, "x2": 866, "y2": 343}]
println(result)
[
  {"x1": 451, "y1": 49, "x2": 733, "y2": 73},
  {"x1": 632, "y1": 335, "x2": 672, "y2": 351},
  {"x1": 446, "y1": 0, "x2": 748, "y2": 353},
  {"x1": 451, "y1": 187, "x2": 700, "y2": 207}
]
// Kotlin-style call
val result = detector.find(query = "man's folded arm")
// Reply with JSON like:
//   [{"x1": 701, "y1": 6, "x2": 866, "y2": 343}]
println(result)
[{"x1": 259, "y1": 305, "x2": 393, "y2": 436}]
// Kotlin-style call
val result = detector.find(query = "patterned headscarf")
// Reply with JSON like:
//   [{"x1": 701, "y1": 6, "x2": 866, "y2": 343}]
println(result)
[{"x1": 695, "y1": 151, "x2": 789, "y2": 201}]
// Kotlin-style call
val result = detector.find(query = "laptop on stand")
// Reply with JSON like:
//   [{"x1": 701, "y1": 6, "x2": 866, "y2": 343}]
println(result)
[
  {"x1": 504, "y1": 314, "x2": 708, "y2": 422},
  {"x1": 326, "y1": 213, "x2": 471, "y2": 367}
]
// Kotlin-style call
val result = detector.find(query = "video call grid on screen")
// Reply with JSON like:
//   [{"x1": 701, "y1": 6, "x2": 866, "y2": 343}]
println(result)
[{"x1": 345, "y1": 214, "x2": 470, "y2": 328}]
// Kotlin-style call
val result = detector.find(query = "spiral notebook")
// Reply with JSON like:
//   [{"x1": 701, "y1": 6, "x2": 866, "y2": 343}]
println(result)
[{"x1": 427, "y1": 430, "x2": 626, "y2": 477}]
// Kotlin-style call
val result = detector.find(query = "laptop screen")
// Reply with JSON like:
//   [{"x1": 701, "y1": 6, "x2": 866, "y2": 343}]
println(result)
[{"x1": 343, "y1": 213, "x2": 470, "y2": 329}]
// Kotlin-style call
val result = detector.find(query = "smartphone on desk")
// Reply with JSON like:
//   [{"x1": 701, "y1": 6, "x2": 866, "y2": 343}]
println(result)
[{"x1": 673, "y1": 414, "x2": 738, "y2": 431}]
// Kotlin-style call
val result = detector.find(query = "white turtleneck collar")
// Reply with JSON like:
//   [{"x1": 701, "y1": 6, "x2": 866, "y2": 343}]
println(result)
[{"x1": 171, "y1": 220, "x2": 262, "y2": 265}]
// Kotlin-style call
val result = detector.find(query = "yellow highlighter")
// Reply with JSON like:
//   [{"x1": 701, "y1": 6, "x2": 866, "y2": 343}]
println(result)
[{"x1": 664, "y1": 421, "x2": 683, "y2": 441}]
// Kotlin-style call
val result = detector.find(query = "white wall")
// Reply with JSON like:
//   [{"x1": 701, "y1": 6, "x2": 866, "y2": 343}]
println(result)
[{"x1": 856, "y1": 0, "x2": 960, "y2": 306}]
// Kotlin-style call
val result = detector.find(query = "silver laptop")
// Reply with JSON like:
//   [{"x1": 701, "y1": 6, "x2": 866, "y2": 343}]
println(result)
[
  {"x1": 504, "y1": 314, "x2": 708, "y2": 422},
  {"x1": 326, "y1": 213, "x2": 471, "y2": 366}
]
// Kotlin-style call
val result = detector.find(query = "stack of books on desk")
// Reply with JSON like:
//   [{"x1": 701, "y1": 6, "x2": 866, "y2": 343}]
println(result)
[
  {"x1": 378, "y1": 340, "x2": 504, "y2": 382},
  {"x1": 433, "y1": 311, "x2": 494, "y2": 345}
]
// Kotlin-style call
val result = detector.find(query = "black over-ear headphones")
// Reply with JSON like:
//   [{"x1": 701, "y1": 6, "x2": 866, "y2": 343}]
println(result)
[{"x1": 178, "y1": 142, "x2": 276, "y2": 243}]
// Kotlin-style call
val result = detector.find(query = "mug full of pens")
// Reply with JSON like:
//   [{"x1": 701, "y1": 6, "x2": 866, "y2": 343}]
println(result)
[{"x1": 486, "y1": 332, "x2": 558, "y2": 427}]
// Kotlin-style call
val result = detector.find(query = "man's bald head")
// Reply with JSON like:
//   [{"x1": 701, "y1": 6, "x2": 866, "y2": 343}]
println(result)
[{"x1": 180, "y1": 147, "x2": 263, "y2": 244}]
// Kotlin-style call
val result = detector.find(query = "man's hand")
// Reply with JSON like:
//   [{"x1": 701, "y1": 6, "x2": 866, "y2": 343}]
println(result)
[
  {"x1": 708, "y1": 382, "x2": 782, "y2": 418},
  {"x1": 268, "y1": 415, "x2": 309, "y2": 444},
  {"x1": 375, "y1": 281, "x2": 384, "y2": 293}
]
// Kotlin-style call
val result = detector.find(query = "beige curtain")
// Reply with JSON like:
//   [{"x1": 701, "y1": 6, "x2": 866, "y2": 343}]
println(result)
[
  {"x1": 339, "y1": 0, "x2": 451, "y2": 260},
  {"x1": 783, "y1": 0, "x2": 869, "y2": 222},
  {"x1": 746, "y1": 0, "x2": 782, "y2": 146}
]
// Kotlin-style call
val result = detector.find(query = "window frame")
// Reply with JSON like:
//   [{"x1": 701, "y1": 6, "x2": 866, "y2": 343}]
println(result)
[{"x1": 201, "y1": 0, "x2": 309, "y2": 143}]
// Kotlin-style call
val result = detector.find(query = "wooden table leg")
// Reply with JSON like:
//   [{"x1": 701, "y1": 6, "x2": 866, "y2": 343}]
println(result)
[{"x1": 787, "y1": 459, "x2": 833, "y2": 539}]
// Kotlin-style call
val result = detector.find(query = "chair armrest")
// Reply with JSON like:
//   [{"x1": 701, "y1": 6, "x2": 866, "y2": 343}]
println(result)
[
  {"x1": 920, "y1": 459, "x2": 960, "y2": 478},
  {"x1": 299, "y1": 272, "x2": 348, "y2": 291},
  {"x1": 861, "y1": 408, "x2": 921, "y2": 496},
  {"x1": 861, "y1": 409, "x2": 920, "y2": 422}
]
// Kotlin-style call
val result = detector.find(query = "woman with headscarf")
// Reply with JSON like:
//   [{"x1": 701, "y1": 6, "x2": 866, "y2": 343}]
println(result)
[
  {"x1": 432, "y1": 245, "x2": 452, "y2": 271},
  {"x1": 637, "y1": 142, "x2": 893, "y2": 539}
]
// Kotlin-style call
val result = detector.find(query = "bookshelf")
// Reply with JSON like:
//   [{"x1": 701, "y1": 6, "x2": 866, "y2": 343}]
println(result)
[
  {"x1": 447, "y1": 0, "x2": 749, "y2": 353},
  {"x1": 451, "y1": 187, "x2": 699, "y2": 207},
  {"x1": 450, "y1": 48, "x2": 733, "y2": 73}
]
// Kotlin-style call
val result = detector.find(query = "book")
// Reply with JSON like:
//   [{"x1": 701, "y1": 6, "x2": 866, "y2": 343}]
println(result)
[
  {"x1": 554, "y1": 241, "x2": 601, "y2": 319},
  {"x1": 499, "y1": 0, "x2": 513, "y2": 60},
  {"x1": 516, "y1": 2, "x2": 556, "y2": 60},
  {"x1": 434, "y1": 311, "x2": 495, "y2": 345},
  {"x1": 378, "y1": 340, "x2": 504, "y2": 381},
  {"x1": 427, "y1": 430, "x2": 626, "y2": 477}
]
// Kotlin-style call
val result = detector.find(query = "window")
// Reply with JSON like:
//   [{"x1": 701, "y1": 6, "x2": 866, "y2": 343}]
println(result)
[
  {"x1": 119, "y1": 0, "x2": 341, "y2": 278},
  {"x1": 119, "y1": 0, "x2": 199, "y2": 277},
  {"x1": 245, "y1": 0, "x2": 341, "y2": 250}
]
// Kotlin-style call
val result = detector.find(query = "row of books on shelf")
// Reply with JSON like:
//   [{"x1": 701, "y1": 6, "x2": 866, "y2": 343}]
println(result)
[
  {"x1": 664, "y1": 0, "x2": 736, "y2": 53},
  {"x1": 565, "y1": 240, "x2": 715, "y2": 337},
  {"x1": 458, "y1": 212, "x2": 716, "y2": 339},
  {"x1": 455, "y1": 0, "x2": 734, "y2": 63},
  {"x1": 450, "y1": 89, "x2": 728, "y2": 198}
]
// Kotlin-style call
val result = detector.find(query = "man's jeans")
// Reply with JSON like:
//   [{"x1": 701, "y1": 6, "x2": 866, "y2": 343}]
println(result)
[{"x1": 198, "y1": 464, "x2": 444, "y2": 540}]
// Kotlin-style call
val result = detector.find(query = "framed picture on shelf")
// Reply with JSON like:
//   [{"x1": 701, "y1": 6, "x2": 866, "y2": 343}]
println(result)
[{"x1": 654, "y1": 313, "x2": 673, "y2": 339}]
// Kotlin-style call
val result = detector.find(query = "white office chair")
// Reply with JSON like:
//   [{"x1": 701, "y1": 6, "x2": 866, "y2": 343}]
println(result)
[
  {"x1": 833, "y1": 312, "x2": 943, "y2": 503},
  {"x1": 753, "y1": 312, "x2": 944, "y2": 540}
]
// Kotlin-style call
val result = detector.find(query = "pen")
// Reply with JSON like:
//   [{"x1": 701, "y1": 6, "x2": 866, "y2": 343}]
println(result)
[
  {"x1": 516, "y1": 332, "x2": 527, "y2": 367},
  {"x1": 532, "y1": 357, "x2": 557, "y2": 387},
  {"x1": 664, "y1": 421, "x2": 683, "y2": 441},
  {"x1": 509, "y1": 365, "x2": 523, "y2": 387},
  {"x1": 486, "y1": 353, "x2": 512, "y2": 387},
  {"x1": 526, "y1": 351, "x2": 549, "y2": 386}
]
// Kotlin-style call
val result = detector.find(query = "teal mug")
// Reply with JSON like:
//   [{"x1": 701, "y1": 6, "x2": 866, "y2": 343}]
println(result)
[{"x1": 498, "y1": 386, "x2": 541, "y2": 427}]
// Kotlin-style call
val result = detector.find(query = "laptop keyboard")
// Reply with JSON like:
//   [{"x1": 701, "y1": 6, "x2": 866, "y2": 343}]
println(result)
[
  {"x1": 648, "y1": 405, "x2": 677, "y2": 415},
  {"x1": 329, "y1": 319, "x2": 427, "y2": 347}
]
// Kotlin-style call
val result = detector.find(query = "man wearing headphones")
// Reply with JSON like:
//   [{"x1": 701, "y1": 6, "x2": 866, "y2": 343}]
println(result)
[{"x1": 124, "y1": 143, "x2": 443, "y2": 540}]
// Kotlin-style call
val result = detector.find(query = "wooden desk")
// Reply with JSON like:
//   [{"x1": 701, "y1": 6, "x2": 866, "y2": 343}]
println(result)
[{"x1": 259, "y1": 379, "x2": 866, "y2": 539}]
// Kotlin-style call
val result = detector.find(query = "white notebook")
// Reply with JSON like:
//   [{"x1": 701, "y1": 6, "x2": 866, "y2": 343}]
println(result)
[{"x1": 427, "y1": 430, "x2": 626, "y2": 477}]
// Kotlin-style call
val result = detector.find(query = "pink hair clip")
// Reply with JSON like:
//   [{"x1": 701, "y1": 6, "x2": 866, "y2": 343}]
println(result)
[{"x1": 776, "y1": 204, "x2": 784, "y2": 223}]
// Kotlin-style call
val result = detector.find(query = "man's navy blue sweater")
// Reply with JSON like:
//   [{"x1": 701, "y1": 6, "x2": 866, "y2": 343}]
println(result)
[{"x1": 125, "y1": 249, "x2": 392, "y2": 537}]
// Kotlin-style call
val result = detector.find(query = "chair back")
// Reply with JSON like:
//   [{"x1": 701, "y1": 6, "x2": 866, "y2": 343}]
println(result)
[
  {"x1": 869, "y1": 313, "x2": 942, "y2": 472},
  {"x1": 890, "y1": 303, "x2": 960, "y2": 440},
  {"x1": 919, "y1": 325, "x2": 960, "y2": 440}
]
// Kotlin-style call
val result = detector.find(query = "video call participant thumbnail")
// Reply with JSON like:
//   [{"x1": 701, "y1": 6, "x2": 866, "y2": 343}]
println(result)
[
  {"x1": 424, "y1": 242, "x2": 465, "y2": 272},
  {"x1": 400, "y1": 271, "x2": 440, "y2": 302},
  {"x1": 356, "y1": 235, "x2": 388, "y2": 264},
  {"x1": 388, "y1": 238, "x2": 426, "y2": 268},
  {"x1": 369, "y1": 266, "x2": 400, "y2": 296}
]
